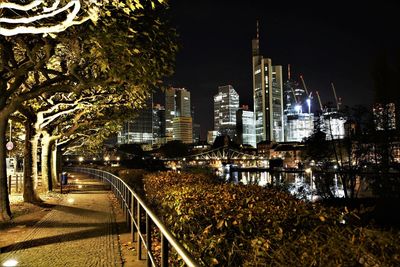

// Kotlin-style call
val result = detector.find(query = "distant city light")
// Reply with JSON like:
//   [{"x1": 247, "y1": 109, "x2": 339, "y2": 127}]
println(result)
[
  {"x1": 104, "y1": 156, "x2": 110, "y2": 161},
  {"x1": 93, "y1": 157, "x2": 97, "y2": 161},
  {"x1": 67, "y1": 198, "x2": 75, "y2": 204},
  {"x1": 294, "y1": 105, "x2": 302, "y2": 113},
  {"x1": 305, "y1": 168, "x2": 312, "y2": 174},
  {"x1": 78, "y1": 157, "x2": 84, "y2": 162}
]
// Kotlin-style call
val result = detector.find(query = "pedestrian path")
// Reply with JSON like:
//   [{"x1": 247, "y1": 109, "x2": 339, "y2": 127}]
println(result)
[{"x1": 0, "y1": 173, "x2": 125, "y2": 267}]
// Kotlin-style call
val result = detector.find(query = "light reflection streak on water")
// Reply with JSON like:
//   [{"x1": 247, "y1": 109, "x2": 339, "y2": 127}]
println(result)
[{"x1": 223, "y1": 171, "x2": 345, "y2": 201}]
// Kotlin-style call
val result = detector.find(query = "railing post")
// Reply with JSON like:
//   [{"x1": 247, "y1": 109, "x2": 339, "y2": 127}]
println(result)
[
  {"x1": 137, "y1": 202, "x2": 142, "y2": 260},
  {"x1": 146, "y1": 213, "x2": 152, "y2": 267},
  {"x1": 131, "y1": 194, "x2": 136, "y2": 242},
  {"x1": 161, "y1": 233, "x2": 169, "y2": 267},
  {"x1": 126, "y1": 191, "x2": 130, "y2": 228}
]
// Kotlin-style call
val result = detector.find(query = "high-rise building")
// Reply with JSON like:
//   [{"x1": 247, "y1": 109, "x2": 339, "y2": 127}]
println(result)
[
  {"x1": 236, "y1": 106, "x2": 256, "y2": 148},
  {"x1": 373, "y1": 103, "x2": 396, "y2": 131},
  {"x1": 283, "y1": 68, "x2": 314, "y2": 142},
  {"x1": 193, "y1": 123, "x2": 201, "y2": 143},
  {"x1": 173, "y1": 117, "x2": 193, "y2": 144},
  {"x1": 165, "y1": 87, "x2": 193, "y2": 143},
  {"x1": 284, "y1": 112, "x2": 314, "y2": 142},
  {"x1": 118, "y1": 98, "x2": 153, "y2": 144},
  {"x1": 214, "y1": 85, "x2": 240, "y2": 139},
  {"x1": 252, "y1": 22, "x2": 284, "y2": 143},
  {"x1": 153, "y1": 104, "x2": 166, "y2": 145}
]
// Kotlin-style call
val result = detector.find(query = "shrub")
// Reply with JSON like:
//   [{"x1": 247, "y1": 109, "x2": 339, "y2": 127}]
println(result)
[{"x1": 143, "y1": 172, "x2": 400, "y2": 266}]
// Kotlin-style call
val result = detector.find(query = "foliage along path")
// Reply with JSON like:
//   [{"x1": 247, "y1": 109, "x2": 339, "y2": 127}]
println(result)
[{"x1": 0, "y1": 173, "x2": 129, "y2": 267}]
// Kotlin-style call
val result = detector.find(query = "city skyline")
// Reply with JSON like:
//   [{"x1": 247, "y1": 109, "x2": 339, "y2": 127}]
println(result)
[{"x1": 166, "y1": 1, "x2": 399, "y2": 138}]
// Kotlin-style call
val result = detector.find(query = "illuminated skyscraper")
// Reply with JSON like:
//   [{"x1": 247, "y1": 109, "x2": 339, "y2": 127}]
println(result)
[
  {"x1": 213, "y1": 85, "x2": 239, "y2": 139},
  {"x1": 252, "y1": 22, "x2": 284, "y2": 143},
  {"x1": 118, "y1": 97, "x2": 153, "y2": 144},
  {"x1": 236, "y1": 106, "x2": 256, "y2": 147},
  {"x1": 165, "y1": 87, "x2": 192, "y2": 142},
  {"x1": 153, "y1": 104, "x2": 166, "y2": 144}
]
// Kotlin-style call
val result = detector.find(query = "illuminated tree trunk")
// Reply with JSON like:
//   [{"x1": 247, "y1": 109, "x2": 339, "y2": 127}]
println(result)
[
  {"x1": 50, "y1": 140, "x2": 59, "y2": 189},
  {"x1": 41, "y1": 132, "x2": 51, "y2": 191},
  {"x1": 31, "y1": 133, "x2": 40, "y2": 192},
  {"x1": 0, "y1": 116, "x2": 12, "y2": 221},
  {"x1": 23, "y1": 120, "x2": 41, "y2": 203}
]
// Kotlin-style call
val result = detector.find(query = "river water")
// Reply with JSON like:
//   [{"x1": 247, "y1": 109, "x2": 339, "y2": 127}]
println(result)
[{"x1": 221, "y1": 169, "x2": 345, "y2": 201}]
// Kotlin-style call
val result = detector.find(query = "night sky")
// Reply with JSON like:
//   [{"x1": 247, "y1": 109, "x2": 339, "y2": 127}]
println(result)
[{"x1": 161, "y1": 1, "x2": 399, "y2": 138}]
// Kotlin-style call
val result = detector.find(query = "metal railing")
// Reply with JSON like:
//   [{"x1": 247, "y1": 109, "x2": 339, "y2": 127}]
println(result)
[{"x1": 68, "y1": 167, "x2": 199, "y2": 267}]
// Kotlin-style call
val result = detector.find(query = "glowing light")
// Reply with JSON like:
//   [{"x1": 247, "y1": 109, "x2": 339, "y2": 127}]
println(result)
[
  {"x1": 78, "y1": 157, "x2": 84, "y2": 162},
  {"x1": 75, "y1": 179, "x2": 78, "y2": 182},
  {"x1": 116, "y1": 157, "x2": 120, "y2": 161},
  {"x1": 294, "y1": 105, "x2": 302, "y2": 113},
  {"x1": 67, "y1": 198, "x2": 75, "y2": 204},
  {"x1": 2, "y1": 259, "x2": 19, "y2": 266},
  {"x1": 104, "y1": 156, "x2": 110, "y2": 161},
  {"x1": 78, "y1": 185, "x2": 83, "y2": 189},
  {"x1": 305, "y1": 168, "x2": 312, "y2": 174},
  {"x1": 92, "y1": 157, "x2": 96, "y2": 161}
]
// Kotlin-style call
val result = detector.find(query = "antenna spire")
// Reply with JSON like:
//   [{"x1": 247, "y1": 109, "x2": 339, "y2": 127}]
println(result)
[
  {"x1": 288, "y1": 64, "x2": 291, "y2": 81},
  {"x1": 256, "y1": 20, "x2": 259, "y2": 40}
]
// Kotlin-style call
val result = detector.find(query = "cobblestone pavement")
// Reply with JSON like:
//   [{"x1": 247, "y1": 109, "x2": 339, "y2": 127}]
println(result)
[{"x1": 0, "y1": 173, "x2": 124, "y2": 267}]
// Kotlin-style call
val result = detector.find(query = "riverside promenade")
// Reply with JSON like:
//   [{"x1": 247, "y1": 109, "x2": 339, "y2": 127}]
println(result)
[{"x1": 0, "y1": 173, "x2": 144, "y2": 267}]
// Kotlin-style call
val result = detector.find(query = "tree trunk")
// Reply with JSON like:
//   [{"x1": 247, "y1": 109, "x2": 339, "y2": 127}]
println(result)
[
  {"x1": 41, "y1": 132, "x2": 51, "y2": 191},
  {"x1": 31, "y1": 133, "x2": 40, "y2": 192},
  {"x1": 23, "y1": 120, "x2": 41, "y2": 203},
  {"x1": 50, "y1": 141, "x2": 59, "y2": 188},
  {"x1": 0, "y1": 117, "x2": 12, "y2": 221}
]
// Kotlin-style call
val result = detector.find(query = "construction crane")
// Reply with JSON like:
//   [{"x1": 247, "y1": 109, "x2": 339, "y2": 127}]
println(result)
[
  {"x1": 331, "y1": 83, "x2": 340, "y2": 110},
  {"x1": 315, "y1": 91, "x2": 323, "y2": 111},
  {"x1": 299, "y1": 75, "x2": 309, "y2": 95}
]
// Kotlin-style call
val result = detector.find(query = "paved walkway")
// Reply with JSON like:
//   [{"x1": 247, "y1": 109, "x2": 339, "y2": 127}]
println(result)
[{"x1": 0, "y1": 173, "x2": 125, "y2": 267}]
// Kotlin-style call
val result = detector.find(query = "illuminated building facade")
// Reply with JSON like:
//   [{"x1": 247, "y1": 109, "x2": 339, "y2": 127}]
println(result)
[
  {"x1": 236, "y1": 107, "x2": 256, "y2": 148},
  {"x1": 373, "y1": 103, "x2": 396, "y2": 131},
  {"x1": 118, "y1": 98, "x2": 153, "y2": 144},
  {"x1": 284, "y1": 112, "x2": 314, "y2": 142},
  {"x1": 207, "y1": 130, "x2": 219, "y2": 145},
  {"x1": 214, "y1": 85, "x2": 239, "y2": 139},
  {"x1": 252, "y1": 22, "x2": 284, "y2": 143},
  {"x1": 153, "y1": 104, "x2": 166, "y2": 145},
  {"x1": 173, "y1": 116, "x2": 193, "y2": 144},
  {"x1": 320, "y1": 110, "x2": 346, "y2": 140},
  {"x1": 165, "y1": 87, "x2": 192, "y2": 142}
]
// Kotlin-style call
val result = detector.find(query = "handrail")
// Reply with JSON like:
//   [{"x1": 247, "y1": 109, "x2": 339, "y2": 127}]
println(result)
[{"x1": 67, "y1": 167, "x2": 199, "y2": 267}]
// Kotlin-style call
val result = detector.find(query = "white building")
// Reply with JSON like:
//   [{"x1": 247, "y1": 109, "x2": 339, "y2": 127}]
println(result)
[{"x1": 214, "y1": 85, "x2": 239, "y2": 139}]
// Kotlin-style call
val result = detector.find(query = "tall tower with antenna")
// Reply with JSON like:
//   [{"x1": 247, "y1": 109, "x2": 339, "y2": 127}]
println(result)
[{"x1": 252, "y1": 21, "x2": 284, "y2": 143}]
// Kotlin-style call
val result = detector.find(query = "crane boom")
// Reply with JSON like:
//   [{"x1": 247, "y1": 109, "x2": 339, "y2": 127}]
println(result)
[
  {"x1": 291, "y1": 87, "x2": 298, "y2": 104},
  {"x1": 331, "y1": 82, "x2": 340, "y2": 110},
  {"x1": 299, "y1": 75, "x2": 309, "y2": 95},
  {"x1": 316, "y1": 91, "x2": 323, "y2": 111}
]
